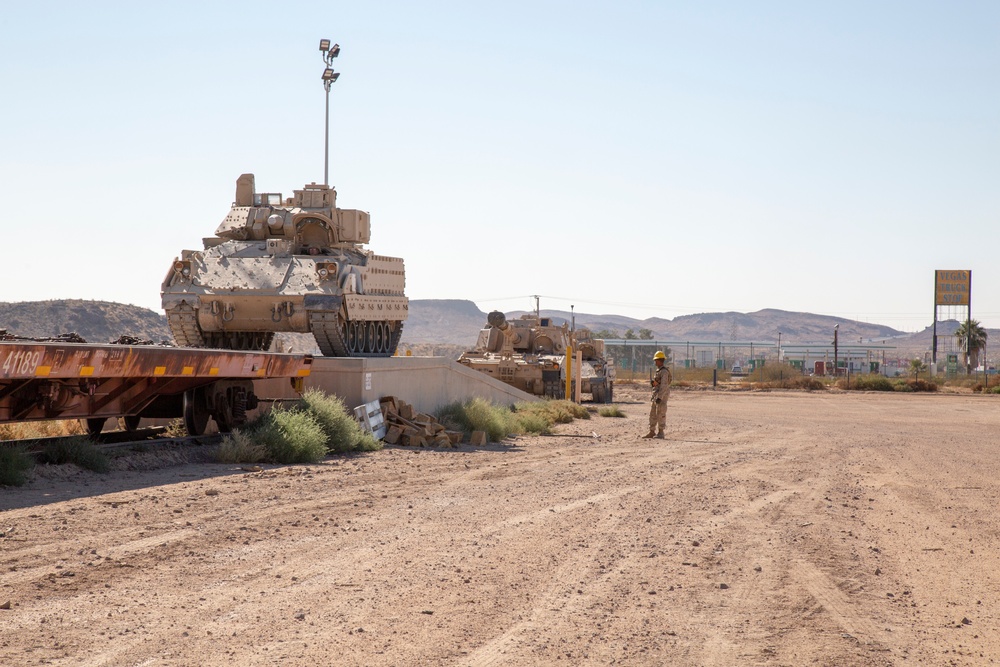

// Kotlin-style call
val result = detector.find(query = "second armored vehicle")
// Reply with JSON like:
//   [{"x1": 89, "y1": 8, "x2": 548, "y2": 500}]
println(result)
[
  {"x1": 458, "y1": 311, "x2": 614, "y2": 402},
  {"x1": 161, "y1": 174, "x2": 408, "y2": 357}
]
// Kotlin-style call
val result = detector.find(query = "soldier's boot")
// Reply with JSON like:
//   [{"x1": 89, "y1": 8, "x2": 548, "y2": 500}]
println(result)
[
  {"x1": 642, "y1": 431, "x2": 657, "y2": 439},
  {"x1": 655, "y1": 432, "x2": 665, "y2": 439}
]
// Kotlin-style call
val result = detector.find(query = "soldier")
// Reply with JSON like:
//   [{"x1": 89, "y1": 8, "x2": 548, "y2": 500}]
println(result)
[{"x1": 643, "y1": 350, "x2": 671, "y2": 439}]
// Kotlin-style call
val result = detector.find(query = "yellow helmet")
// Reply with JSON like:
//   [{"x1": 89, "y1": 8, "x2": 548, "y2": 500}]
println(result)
[{"x1": 653, "y1": 351, "x2": 666, "y2": 360}]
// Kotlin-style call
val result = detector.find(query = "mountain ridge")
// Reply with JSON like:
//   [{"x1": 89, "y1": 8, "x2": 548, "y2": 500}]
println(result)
[{"x1": 0, "y1": 299, "x2": 987, "y2": 360}]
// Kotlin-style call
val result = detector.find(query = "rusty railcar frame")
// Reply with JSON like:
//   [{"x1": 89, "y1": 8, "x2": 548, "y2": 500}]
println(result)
[{"x1": 0, "y1": 342, "x2": 313, "y2": 435}]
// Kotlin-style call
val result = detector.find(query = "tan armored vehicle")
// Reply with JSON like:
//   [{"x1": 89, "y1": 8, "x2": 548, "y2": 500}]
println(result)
[
  {"x1": 458, "y1": 311, "x2": 614, "y2": 402},
  {"x1": 161, "y1": 173, "x2": 407, "y2": 356}
]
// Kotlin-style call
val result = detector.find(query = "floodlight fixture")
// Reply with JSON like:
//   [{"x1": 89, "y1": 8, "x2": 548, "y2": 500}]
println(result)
[{"x1": 319, "y1": 40, "x2": 342, "y2": 186}]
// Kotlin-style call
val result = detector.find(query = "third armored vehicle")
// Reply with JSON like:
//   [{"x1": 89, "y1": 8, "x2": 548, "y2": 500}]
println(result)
[
  {"x1": 458, "y1": 311, "x2": 614, "y2": 402},
  {"x1": 161, "y1": 173, "x2": 408, "y2": 356}
]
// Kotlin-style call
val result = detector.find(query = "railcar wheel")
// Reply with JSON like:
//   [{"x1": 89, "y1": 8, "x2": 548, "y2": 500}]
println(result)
[{"x1": 183, "y1": 388, "x2": 210, "y2": 436}]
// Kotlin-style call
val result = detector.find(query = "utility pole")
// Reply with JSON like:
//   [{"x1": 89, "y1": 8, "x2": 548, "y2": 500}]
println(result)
[{"x1": 833, "y1": 324, "x2": 839, "y2": 376}]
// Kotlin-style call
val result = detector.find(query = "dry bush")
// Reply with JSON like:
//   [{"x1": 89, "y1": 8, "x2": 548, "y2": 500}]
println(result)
[{"x1": 0, "y1": 420, "x2": 85, "y2": 440}]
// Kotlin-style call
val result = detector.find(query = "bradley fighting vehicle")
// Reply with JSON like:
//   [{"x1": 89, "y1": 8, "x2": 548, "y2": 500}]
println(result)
[
  {"x1": 458, "y1": 311, "x2": 614, "y2": 402},
  {"x1": 161, "y1": 173, "x2": 407, "y2": 357}
]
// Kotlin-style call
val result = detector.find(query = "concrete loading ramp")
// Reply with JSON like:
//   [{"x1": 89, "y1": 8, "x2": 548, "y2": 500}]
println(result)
[{"x1": 255, "y1": 356, "x2": 537, "y2": 416}]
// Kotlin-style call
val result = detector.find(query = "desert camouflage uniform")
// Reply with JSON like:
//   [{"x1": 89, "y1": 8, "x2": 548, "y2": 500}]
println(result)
[{"x1": 648, "y1": 364, "x2": 671, "y2": 437}]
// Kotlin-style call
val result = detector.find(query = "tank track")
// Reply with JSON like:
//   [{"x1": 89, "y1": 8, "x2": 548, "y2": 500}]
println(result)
[
  {"x1": 166, "y1": 304, "x2": 273, "y2": 351},
  {"x1": 309, "y1": 312, "x2": 404, "y2": 358},
  {"x1": 166, "y1": 303, "x2": 206, "y2": 347}
]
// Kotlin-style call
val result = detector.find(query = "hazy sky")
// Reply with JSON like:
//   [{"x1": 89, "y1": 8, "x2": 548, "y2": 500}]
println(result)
[{"x1": 2, "y1": 1, "x2": 997, "y2": 332}]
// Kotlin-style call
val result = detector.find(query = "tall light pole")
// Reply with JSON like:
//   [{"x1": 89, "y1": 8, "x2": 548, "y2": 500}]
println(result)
[
  {"x1": 833, "y1": 324, "x2": 839, "y2": 377},
  {"x1": 319, "y1": 39, "x2": 341, "y2": 187}
]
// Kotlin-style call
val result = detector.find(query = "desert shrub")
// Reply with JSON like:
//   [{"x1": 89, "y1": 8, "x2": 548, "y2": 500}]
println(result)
[
  {"x1": 840, "y1": 375, "x2": 895, "y2": 392},
  {"x1": 599, "y1": 405, "x2": 626, "y2": 417},
  {"x1": 988, "y1": 385, "x2": 1000, "y2": 395},
  {"x1": 788, "y1": 376, "x2": 828, "y2": 390},
  {"x1": 671, "y1": 367, "x2": 717, "y2": 384},
  {"x1": 749, "y1": 363, "x2": 804, "y2": 383},
  {"x1": 0, "y1": 420, "x2": 84, "y2": 440},
  {"x1": 751, "y1": 376, "x2": 827, "y2": 391},
  {"x1": 460, "y1": 398, "x2": 524, "y2": 442},
  {"x1": 516, "y1": 400, "x2": 590, "y2": 425},
  {"x1": 216, "y1": 431, "x2": 268, "y2": 464},
  {"x1": 246, "y1": 406, "x2": 328, "y2": 464},
  {"x1": 300, "y1": 389, "x2": 381, "y2": 453},
  {"x1": 437, "y1": 397, "x2": 590, "y2": 442},
  {"x1": 38, "y1": 436, "x2": 110, "y2": 473},
  {"x1": 903, "y1": 378, "x2": 938, "y2": 392},
  {"x1": 0, "y1": 446, "x2": 34, "y2": 486},
  {"x1": 514, "y1": 412, "x2": 551, "y2": 435},
  {"x1": 163, "y1": 419, "x2": 187, "y2": 438},
  {"x1": 943, "y1": 377, "x2": 985, "y2": 389},
  {"x1": 891, "y1": 378, "x2": 937, "y2": 392}
]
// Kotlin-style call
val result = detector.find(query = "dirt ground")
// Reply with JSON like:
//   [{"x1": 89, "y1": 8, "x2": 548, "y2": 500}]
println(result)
[{"x1": 3, "y1": 385, "x2": 1000, "y2": 666}]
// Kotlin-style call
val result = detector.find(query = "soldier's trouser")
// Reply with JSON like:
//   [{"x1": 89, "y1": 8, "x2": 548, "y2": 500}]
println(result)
[{"x1": 649, "y1": 397, "x2": 667, "y2": 434}]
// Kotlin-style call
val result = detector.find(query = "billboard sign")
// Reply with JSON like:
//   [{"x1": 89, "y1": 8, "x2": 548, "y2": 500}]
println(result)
[{"x1": 935, "y1": 270, "x2": 970, "y2": 305}]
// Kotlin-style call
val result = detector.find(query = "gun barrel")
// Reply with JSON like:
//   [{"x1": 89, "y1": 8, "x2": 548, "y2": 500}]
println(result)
[{"x1": 487, "y1": 310, "x2": 509, "y2": 331}]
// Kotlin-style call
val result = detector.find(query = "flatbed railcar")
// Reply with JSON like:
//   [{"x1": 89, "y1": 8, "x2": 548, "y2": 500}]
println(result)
[{"x1": 0, "y1": 342, "x2": 312, "y2": 436}]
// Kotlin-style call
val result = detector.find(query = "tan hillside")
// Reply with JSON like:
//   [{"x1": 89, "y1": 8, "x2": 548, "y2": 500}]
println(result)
[{"x1": 0, "y1": 300, "x2": 172, "y2": 344}]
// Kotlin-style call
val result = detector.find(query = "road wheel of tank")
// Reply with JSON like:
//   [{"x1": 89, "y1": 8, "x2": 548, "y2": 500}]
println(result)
[
  {"x1": 607, "y1": 382, "x2": 614, "y2": 403},
  {"x1": 591, "y1": 381, "x2": 605, "y2": 404},
  {"x1": 85, "y1": 418, "x2": 107, "y2": 437},
  {"x1": 122, "y1": 415, "x2": 141, "y2": 431},
  {"x1": 347, "y1": 321, "x2": 360, "y2": 352},
  {"x1": 183, "y1": 388, "x2": 211, "y2": 436},
  {"x1": 309, "y1": 312, "x2": 404, "y2": 358},
  {"x1": 203, "y1": 331, "x2": 274, "y2": 351}
]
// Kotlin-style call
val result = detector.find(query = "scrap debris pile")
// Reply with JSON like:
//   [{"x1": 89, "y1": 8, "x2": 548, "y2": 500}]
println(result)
[{"x1": 378, "y1": 396, "x2": 486, "y2": 447}]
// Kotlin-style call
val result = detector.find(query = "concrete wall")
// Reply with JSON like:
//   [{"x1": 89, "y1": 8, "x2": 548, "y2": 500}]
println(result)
[{"x1": 253, "y1": 356, "x2": 537, "y2": 415}]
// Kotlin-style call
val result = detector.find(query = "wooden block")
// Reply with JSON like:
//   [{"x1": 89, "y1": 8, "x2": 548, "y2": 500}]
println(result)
[
  {"x1": 379, "y1": 396, "x2": 399, "y2": 418},
  {"x1": 409, "y1": 435, "x2": 427, "y2": 448},
  {"x1": 384, "y1": 425, "x2": 403, "y2": 445},
  {"x1": 470, "y1": 431, "x2": 487, "y2": 446},
  {"x1": 415, "y1": 413, "x2": 436, "y2": 423},
  {"x1": 433, "y1": 434, "x2": 452, "y2": 448},
  {"x1": 399, "y1": 403, "x2": 415, "y2": 420},
  {"x1": 446, "y1": 431, "x2": 463, "y2": 444}
]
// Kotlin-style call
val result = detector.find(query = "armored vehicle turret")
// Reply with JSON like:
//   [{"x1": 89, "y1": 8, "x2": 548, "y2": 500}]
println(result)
[
  {"x1": 458, "y1": 311, "x2": 614, "y2": 402},
  {"x1": 161, "y1": 173, "x2": 407, "y2": 356}
]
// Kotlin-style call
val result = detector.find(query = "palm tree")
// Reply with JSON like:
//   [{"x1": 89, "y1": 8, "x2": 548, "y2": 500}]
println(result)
[
  {"x1": 909, "y1": 358, "x2": 926, "y2": 379},
  {"x1": 955, "y1": 319, "x2": 988, "y2": 374}
]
